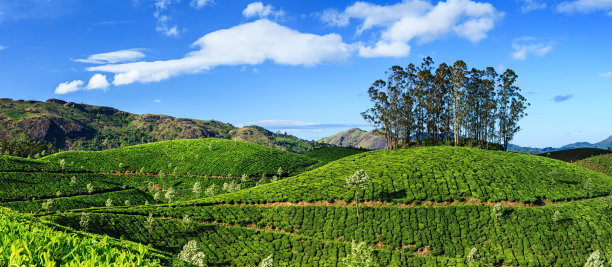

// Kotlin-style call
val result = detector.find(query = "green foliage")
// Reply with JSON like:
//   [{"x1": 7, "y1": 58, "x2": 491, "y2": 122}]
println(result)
[
  {"x1": 177, "y1": 240, "x2": 207, "y2": 267},
  {"x1": 576, "y1": 154, "x2": 612, "y2": 176},
  {"x1": 260, "y1": 254, "x2": 273, "y2": 267},
  {"x1": 43, "y1": 138, "x2": 317, "y2": 177},
  {"x1": 0, "y1": 207, "x2": 166, "y2": 266},
  {"x1": 70, "y1": 197, "x2": 612, "y2": 266},
  {"x1": 584, "y1": 250, "x2": 605, "y2": 267},
  {"x1": 304, "y1": 147, "x2": 366, "y2": 166},
  {"x1": 342, "y1": 241, "x2": 374, "y2": 267},
  {"x1": 184, "y1": 147, "x2": 612, "y2": 205}
]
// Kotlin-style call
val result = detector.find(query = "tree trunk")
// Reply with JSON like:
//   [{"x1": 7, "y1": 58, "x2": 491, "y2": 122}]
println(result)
[{"x1": 355, "y1": 189, "x2": 360, "y2": 226}]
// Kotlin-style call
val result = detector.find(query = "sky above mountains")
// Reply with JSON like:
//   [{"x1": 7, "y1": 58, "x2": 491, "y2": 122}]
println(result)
[{"x1": 0, "y1": 0, "x2": 610, "y2": 147}]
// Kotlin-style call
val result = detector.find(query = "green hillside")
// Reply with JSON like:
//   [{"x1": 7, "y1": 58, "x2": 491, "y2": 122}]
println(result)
[
  {"x1": 38, "y1": 146, "x2": 612, "y2": 266},
  {"x1": 43, "y1": 138, "x2": 317, "y2": 177},
  {"x1": 576, "y1": 154, "x2": 612, "y2": 176},
  {"x1": 303, "y1": 147, "x2": 367, "y2": 165},
  {"x1": 1, "y1": 207, "x2": 169, "y2": 266},
  {"x1": 539, "y1": 147, "x2": 612, "y2": 162},
  {"x1": 50, "y1": 197, "x2": 612, "y2": 266},
  {"x1": 186, "y1": 146, "x2": 612, "y2": 205}
]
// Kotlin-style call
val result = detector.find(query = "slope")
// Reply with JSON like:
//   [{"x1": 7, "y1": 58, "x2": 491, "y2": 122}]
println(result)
[
  {"x1": 539, "y1": 147, "x2": 612, "y2": 162},
  {"x1": 47, "y1": 147, "x2": 612, "y2": 266},
  {"x1": 303, "y1": 147, "x2": 367, "y2": 166},
  {"x1": 576, "y1": 154, "x2": 612, "y2": 176},
  {"x1": 42, "y1": 138, "x2": 317, "y2": 177},
  {"x1": 0, "y1": 98, "x2": 314, "y2": 154},
  {"x1": 186, "y1": 146, "x2": 612, "y2": 205}
]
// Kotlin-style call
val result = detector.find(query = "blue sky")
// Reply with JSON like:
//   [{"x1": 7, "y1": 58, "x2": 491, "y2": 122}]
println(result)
[{"x1": 0, "y1": 0, "x2": 610, "y2": 147}]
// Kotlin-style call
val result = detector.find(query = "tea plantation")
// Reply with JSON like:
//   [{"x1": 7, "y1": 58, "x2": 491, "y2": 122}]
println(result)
[
  {"x1": 576, "y1": 154, "x2": 612, "y2": 176},
  {"x1": 43, "y1": 138, "x2": 318, "y2": 177},
  {"x1": 3, "y1": 143, "x2": 612, "y2": 266}
]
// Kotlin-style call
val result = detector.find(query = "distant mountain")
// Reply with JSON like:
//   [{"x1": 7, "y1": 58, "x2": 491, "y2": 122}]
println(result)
[
  {"x1": 0, "y1": 98, "x2": 313, "y2": 155},
  {"x1": 319, "y1": 126, "x2": 612, "y2": 155},
  {"x1": 509, "y1": 135, "x2": 612, "y2": 154},
  {"x1": 317, "y1": 128, "x2": 386, "y2": 150}
]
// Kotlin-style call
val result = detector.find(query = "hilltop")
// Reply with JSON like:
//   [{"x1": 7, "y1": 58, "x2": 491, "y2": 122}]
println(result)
[
  {"x1": 187, "y1": 146, "x2": 612, "y2": 205},
  {"x1": 42, "y1": 138, "x2": 317, "y2": 177},
  {"x1": 0, "y1": 98, "x2": 313, "y2": 154}
]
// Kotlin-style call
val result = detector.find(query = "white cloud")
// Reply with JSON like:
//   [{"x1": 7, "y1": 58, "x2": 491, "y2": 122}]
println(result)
[
  {"x1": 154, "y1": 99, "x2": 162, "y2": 103},
  {"x1": 519, "y1": 0, "x2": 547, "y2": 13},
  {"x1": 54, "y1": 80, "x2": 84, "y2": 95},
  {"x1": 86, "y1": 74, "x2": 110, "y2": 90},
  {"x1": 324, "y1": 0, "x2": 503, "y2": 58},
  {"x1": 85, "y1": 19, "x2": 352, "y2": 86},
  {"x1": 242, "y1": 2, "x2": 284, "y2": 19},
  {"x1": 154, "y1": 0, "x2": 180, "y2": 37},
  {"x1": 319, "y1": 9, "x2": 350, "y2": 27},
  {"x1": 600, "y1": 71, "x2": 612, "y2": 77},
  {"x1": 156, "y1": 15, "x2": 179, "y2": 37},
  {"x1": 74, "y1": 49, "x2": 145, "y2": 64},
  {"x1": 190, "y1": 0, "x2": 212, "y2": 9},
  {"x1": 557, "y1": 0, "x2": 612, "y2": 14},
  {"x1": 0, "y1": 45, "x2": 5, "y2": 50},
  {"x1": 511, "y1": 38, "x2": 553, "y2": 60}
]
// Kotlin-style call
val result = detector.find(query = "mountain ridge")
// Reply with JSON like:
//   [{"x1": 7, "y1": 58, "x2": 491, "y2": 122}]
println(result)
[{"x1": 0, "y1": 98, "x2": 313, "y2": 155}]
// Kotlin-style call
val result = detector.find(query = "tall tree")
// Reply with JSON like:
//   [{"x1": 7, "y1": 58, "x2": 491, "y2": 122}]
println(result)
[{"x1": 451, "y1": 60, "x2": 467, "y2": 146}]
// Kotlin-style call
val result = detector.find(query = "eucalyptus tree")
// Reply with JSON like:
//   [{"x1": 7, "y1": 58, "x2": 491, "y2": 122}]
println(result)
[{"x1": 451, "y1": 60, "x2": 467, "y2": 146}]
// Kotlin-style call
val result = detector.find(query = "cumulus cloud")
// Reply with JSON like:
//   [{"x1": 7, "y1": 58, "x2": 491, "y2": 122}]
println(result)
[
  {"x1": 86, "y1": 74, "x2": 110, "y2": 90},
  {"x1": 54, "y1": 80, "x2": 84, "y2": 95},
  {"x1": 84, "y1": 19, "x2": 352, "y2": 86},
  {"x1": 74, "y1": 49, "x2": 145, "y2": 64},
  {"x1": 190, "y1": 0, "x2": 212, "y2": 9},
  {"x1": 599, "y1": 71, "x2": 612, "y2": 77},
  {"x1": 242, "y1": 2, "x2": 284, "y2": 19},
  {"x1": 518, "y1": 0, "x2": 547, "y2": 13},
  {"x1": 322, "y1": 0, "x2": 503, "y2": 58},
  {"x1": 557, "y1": 0, "x2": 612, "y2": 14},
  {"x1": 511, "y1": 37, "x2": 553, "y2": 60},
  {"x1": 554, "y1": 94, "x2": 573, "y2": 102}
]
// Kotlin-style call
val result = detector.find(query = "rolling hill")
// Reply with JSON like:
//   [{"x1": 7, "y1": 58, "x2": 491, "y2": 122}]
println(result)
[
  {"x1": 576, "y1": 154, "x2": 612, "y2": 176},
  {"x1": 41, "y1": 146, "x2": 612, "y2": 266},
  {"x1": 42, "y1": 138, "x2": 317, "y2": 177},
  {"x1": 538, "y1": 147, "x2": 612, "y2": 162}
]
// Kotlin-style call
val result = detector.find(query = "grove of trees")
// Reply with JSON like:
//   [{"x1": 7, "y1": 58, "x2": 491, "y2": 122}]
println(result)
[{"x1": 362, "y1": 57, "x2": 529, "y2": 150}]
